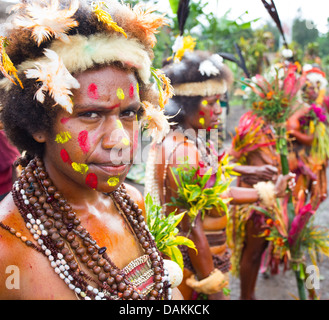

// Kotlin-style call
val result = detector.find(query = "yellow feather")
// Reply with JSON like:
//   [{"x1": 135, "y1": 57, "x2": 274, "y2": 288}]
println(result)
[{"x1": 93, "y1": 2, "x2": 127, "y2": 38}]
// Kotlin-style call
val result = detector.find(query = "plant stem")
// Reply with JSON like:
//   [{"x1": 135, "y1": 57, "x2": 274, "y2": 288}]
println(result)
[
  {"x1": 295, "y1": 269, "x2": 307, "y2": 300},
  {"x1": 277, "y1": 125, "x2": 307, "y2": 300}
]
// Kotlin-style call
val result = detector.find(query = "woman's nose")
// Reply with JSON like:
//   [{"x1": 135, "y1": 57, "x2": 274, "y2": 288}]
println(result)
[
  {"x1": 214, "y1": 101, "x2": 222, "y2": 115},
  {"x1": 101, "y1": 119, "x2": 131, "y2": 150}
]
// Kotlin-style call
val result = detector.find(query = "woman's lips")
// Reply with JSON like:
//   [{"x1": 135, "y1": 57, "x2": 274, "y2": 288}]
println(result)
[{"x1": 91, "y1": 163, "x2": 129, "y2": 175}]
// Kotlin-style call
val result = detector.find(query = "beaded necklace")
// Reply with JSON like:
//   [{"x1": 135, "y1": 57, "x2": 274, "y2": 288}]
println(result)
[{"x1": 1, "y1": 157, "x2": 171, "y2": 300}]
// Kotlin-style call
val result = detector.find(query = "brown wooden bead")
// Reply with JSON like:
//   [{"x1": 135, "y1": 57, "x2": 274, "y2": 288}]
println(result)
[
  {"x1": 98, "y1": 272, "x2": 107, "y2": 282},
  {"x1": 118, "y1": 282, "x2": 127, "y2": 292},
  {"x1": 87, "y1": 260, "x2": 96, "y2": 269},
  {"x1": 93, "y1": 266, "x2": 101, "y2": 274},
  {"x1": 81, "y1": 254, "x2": 90, "y2": 263}
]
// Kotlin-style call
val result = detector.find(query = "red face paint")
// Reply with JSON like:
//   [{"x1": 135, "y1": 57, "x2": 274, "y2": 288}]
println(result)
[
  {"x1": 60, "y1": 117, "x2": 70, "y2": 124},
  {"x1": 199, "y1": 111, "x2": 205, "y2": 116},
  {"x1": 60, "y1": 149, "x2": 72, "y2": 165},
  {"x1": 108, "y1": 103, "x2": 120, "y2": 110},
  {"x1": 78, "y1": 130, "x2": 90, "y2": 154},
  {"x1": 86, "y1": 173, "x2": 98, "y2": 189},
  {"x1": 87, "y1": 83, "x2": 99, "y2": 100},
  {"x1": 129, "y1": 84, "x2": 134, "y2": 98},
  {"x1": 210, "y1": 110, "x2": 214, "y2": 117}
]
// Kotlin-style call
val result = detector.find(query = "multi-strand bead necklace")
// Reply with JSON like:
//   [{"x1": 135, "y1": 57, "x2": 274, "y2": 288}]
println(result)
[{"x1": 0, "y1": 157, "x2": 171, "y2": 300}]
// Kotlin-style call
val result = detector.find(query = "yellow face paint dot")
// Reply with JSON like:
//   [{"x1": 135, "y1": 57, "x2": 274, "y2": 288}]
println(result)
[
  {"x1": 71, "y1": 162, "x2": 89, "y2": 175},
  {"x1": 199, "y1": 118, "x2": 205, "y2": 126},
  {"x1": 122, "y1": 138, "x2": 130, "y2": 146},
  {"x1": 55, "y1": 131, "x2": 72, "y2": 144},
  {"x1": 116, "y1": 119, "x2": 123, "y2": 129},
  {"x1": 216, "y1": 99, "x2": 220, "y2": 104},
  {"x1": 116, "y1": 88, "x2": 125, "y2": 100},
  {"x1": 201, "y1": 100, "x2": 208, "y2": 106},
  {"x1": 214, "y1": 125, "x2": 218, "y2": 129},
  {"x1": 136, "y1": 83, "x2": 139, "y2": 95},
  {"x1": 107, "y1": 177, "x2": 119, "y2": 187}
]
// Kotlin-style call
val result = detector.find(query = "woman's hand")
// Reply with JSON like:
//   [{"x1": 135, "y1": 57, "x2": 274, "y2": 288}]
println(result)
[{"x1": 274, "y1": 173, "x2": 296, "y2": 197}]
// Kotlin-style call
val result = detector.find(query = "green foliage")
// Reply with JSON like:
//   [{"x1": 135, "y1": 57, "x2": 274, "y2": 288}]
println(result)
[
  {"x1": 168, "y1": 158, "x2": 232, "y2": 227},
  {"x1": 145, "y1": 194, "x2": 196, "y2": 270}
]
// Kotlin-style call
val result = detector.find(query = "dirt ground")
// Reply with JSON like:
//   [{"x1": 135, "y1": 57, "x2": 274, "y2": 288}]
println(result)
[{"x1": 127, "y1": 104, "x2": 329, "y2": 300}]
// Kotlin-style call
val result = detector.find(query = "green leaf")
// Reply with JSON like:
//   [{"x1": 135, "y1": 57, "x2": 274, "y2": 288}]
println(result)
[{"x1": 168, "y1": 0, "x2": 179, "y2": 14}]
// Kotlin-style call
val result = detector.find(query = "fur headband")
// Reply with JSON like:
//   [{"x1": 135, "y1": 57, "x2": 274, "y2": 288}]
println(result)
[{"x1": 0, "y1": 33, "x2": 152, "y2": 91}]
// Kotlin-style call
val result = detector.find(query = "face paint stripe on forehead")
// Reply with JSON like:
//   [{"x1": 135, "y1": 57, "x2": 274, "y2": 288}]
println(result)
[
  {"x1": 116, "y1": 88, "x2": 125, "y2": 100},
  {"x1": 87, "y1": 83, "x2": 99, "y2": 100},
  {"x1": 129, "y1": 84, "x2": 134, "y2": 98}
]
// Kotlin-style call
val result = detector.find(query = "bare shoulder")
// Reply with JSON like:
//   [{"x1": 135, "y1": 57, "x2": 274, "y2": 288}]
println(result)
[{"x1": 0, "y1": 193, "x2": 32, "y2": 298}]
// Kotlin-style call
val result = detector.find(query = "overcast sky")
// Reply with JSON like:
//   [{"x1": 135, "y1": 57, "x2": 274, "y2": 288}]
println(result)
[
  {"x1": 3, "y1": 0, "x2": 329, "y2": 34},
  {"x1": 160, "y1": 0, "x2": 329, "y2": 34}
]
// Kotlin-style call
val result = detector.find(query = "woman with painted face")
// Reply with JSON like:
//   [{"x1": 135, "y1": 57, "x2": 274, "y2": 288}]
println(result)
[
  {"x1": 0, "y1": 0, "x2": 181, "y2": 300},
  {"x1": 144, "y1": 50, "x2": 295, "y2": 300}
]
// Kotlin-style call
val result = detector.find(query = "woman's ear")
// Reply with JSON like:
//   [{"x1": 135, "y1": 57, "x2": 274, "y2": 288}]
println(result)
[{"x1": 32, "y1": 132, "x2": 46, "y2": 143}]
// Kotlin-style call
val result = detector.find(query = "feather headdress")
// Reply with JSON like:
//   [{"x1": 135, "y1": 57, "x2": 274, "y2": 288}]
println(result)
[
  {"x1": 261, "y1": 0, "x2": 288, "y2": 49},
  {"x1": 25, "y1": 49, "x2": 80, "y2": 113},
  {"x1": 0, "y1": 36, "x2": 23, "y2": 88},
  {"x1": 12, "y1": 0, "x2": 79, "y2": 46},
  {"x1": 131, "y1": 4, "x2": 168, "y2": 48}
]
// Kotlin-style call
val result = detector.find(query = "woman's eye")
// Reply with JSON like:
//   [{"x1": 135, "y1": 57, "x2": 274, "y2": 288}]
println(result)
[
  {"x1": 80, "y1": 111, "x2": 99, "y2": 118},
  {"x1": 121, "y1": 109, "x2": 138, "y2": 118}
]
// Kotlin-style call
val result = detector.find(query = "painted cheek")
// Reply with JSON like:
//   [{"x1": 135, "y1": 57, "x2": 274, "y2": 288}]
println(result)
[
  {"x1": 199, "y1": 111, "x2": 205, "y2": 116},
  {"x1": 86, "y1": 173, "x2": 98, "y2": 189},
  {"x1": 71, "y1": 162, "x2": 89, "y2": 175},
  {"x1": 210, "y1": 110, "x2": 214, "y2": 117},
  {"x1": 199, "y1": 118, "x2": 205, "y2": 127},
  {"x1": 55, "y1": 131, "x2": 72, "y2": 144},
  {"x1": 107, "y1": 177, "x2": 120, "y2": 187},
  {"x1": 87, "y1": 83, "x2": 99, "y2": 100},
  {"x1": 60, "y1": 117, "x2": 70, "y2": 124},
  {"x1": 60, "y1": 149, "x2": 72, "y2": 165},
  {"x1": 78, "y1": 130, "x2": 90, "y2": 154}
]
